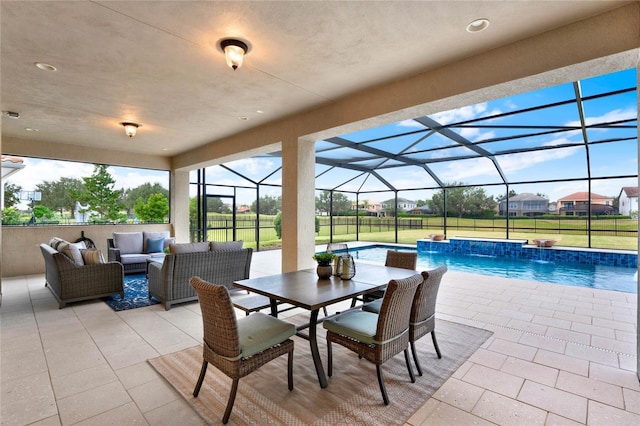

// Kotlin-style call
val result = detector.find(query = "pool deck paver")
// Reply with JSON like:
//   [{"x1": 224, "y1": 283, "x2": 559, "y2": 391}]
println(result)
[{"x1": 0, "y1": 242, "x2": 638, "y2": 425}]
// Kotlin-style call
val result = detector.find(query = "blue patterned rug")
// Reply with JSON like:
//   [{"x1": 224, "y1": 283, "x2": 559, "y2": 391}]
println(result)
[{"x1": 103, "y1": 273, "x2": 160, "y2": 311}]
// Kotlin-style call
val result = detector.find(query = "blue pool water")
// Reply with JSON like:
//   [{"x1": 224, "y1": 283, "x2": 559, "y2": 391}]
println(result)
[{"x1": 348, "y1": 245, "x2": 637, "y2": 293}]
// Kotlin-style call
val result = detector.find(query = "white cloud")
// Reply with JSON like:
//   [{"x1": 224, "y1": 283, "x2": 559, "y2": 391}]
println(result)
[
  {"x1": 396, "y1": 119, "x2": 424, "y2": 128},
  {"x1": 431, "y1": 102, "x2": 490, "y2": 125},
  {"x1": 565, "y1": 107, "x2": 637, "y2": 128}
]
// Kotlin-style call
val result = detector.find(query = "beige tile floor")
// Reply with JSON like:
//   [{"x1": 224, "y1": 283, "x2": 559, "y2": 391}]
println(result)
[{"x1": 1, "y1": 243, "x2": 638, "y2": 425}]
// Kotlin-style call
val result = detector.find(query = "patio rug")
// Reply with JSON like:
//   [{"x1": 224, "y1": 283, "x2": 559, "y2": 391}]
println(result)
[
  {"x1": 103, "y1": 273, "x2": 159, "y2": 311},
  {"x1": 148, "y1": 317, "x2": 492, "y2": 425}
]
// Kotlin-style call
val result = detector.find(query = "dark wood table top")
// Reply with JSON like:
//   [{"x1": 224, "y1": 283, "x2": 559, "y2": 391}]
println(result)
[{"x1": 234, "y1": 264, "x2": 417, "y2": 311}]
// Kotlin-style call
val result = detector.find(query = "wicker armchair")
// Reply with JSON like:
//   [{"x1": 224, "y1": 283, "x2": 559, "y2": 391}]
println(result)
[
  {"x1": 190, "y1": 277, "x2": 295, "y2": 424},
  {"x1": 323, "y1": 273, "x2": 422, "y2": 405},
  {"x1": 39, "y1": 244, "x2": 124, "y2": 308},
  {"x1": 363, "y1": 250, "x2": 418, "y2": 303},
  {"x1": 364, "y1": 265, "x2": 447, "y2": 375}
]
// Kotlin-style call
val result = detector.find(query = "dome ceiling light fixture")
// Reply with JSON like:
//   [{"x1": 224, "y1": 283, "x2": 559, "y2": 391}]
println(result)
[
  {"x1": 120, "y1": 122, "x2": 140, "y2": 137},
  {"x1": 219, "y1": 38, "x2": 249, "y2": 70},
  {"x1": 466, "y1": 18, "x2": 490, "y2": 33}
]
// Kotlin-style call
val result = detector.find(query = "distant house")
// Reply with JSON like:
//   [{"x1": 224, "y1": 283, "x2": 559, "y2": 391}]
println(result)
[
  {"x1": 498, "y1": 193, "x2": 549, "y2": 217},
  {"x1": 381, "y1": 197, "x2": 417, "y2": 213},
  {"x1": 236, "y1": 205, "x2": 251, "y2": 214},
  {"x1": 557, "y1": 192, "x2": 615, "y2": 216},
  {"x1": 408, "y1": 205, "x2": 432, "y2": 215},
  {"x1": 618, "y1": 186, "x2": 638, "y2": 217},
  {"x1": 350, "y1": 199, "x2": 382, "y2": 216}
]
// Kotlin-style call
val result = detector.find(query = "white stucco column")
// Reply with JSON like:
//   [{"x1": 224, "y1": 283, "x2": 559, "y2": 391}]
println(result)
[
  {"x1": 281, "y1": 137, "x2": 316, "y2": 272},
  {"x1": 171, "y1": 169, "x2": 191, "y2": 243}
]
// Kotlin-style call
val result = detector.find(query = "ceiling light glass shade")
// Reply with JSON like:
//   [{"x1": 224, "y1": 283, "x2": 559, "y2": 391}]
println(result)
[
  {"x1": 120, "y1": 122, "x2": 139, "y2": 137},
  {"x1": 220, "y1": 39, "x2": 248, "y2": 70},
  {"x1": 466, "y1": 18, "x2": 490, "y2": 32}
]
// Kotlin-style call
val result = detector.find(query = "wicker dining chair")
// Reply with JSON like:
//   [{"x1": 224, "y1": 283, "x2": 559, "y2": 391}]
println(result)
[
  {"x1": 190, "y1": 276, "x2": 296, "y2": 424},
  {"x1": 323, "y1": 273, "x2": 422, "y2": 405},
  {"x1": 362, "y1": 250, "x2": 418, "y2": 303},
  {"x1": 363, "y1": 265, "x2": 447, "y2": 376}
]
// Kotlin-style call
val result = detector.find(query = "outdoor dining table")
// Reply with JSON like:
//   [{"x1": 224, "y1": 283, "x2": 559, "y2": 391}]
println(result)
[{"x1": 233, "y1": 263, "x2": 417, "y2": 388}]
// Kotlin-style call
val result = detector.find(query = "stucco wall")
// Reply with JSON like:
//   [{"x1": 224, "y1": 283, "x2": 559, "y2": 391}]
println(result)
[{"x1": 1, "y1": 224, "x2": 172, "y2": 277}]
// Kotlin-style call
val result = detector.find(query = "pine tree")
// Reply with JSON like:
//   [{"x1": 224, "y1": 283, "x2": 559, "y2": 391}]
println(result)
[{"x1": 75, "y1": 164, "x2": 125, "y2": 221}]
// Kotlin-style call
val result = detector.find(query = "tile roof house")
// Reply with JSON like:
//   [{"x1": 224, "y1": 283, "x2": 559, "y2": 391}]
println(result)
[{"x1": 557, "y1": 191, "x2": 615, "y2": 216}]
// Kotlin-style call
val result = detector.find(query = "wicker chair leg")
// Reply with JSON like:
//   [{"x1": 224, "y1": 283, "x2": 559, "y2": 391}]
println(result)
[
  {"x1": 376, "y1": 365, "x2": 390, "y2": 405},
  {"x1": 404, "y1": 348, "x2": 416, "y2": 383},
  {"x1": 327, "y1": 340, "x2": 333, "y2": 377},
  {"x1": 287, "y1": 348, "x2": 294, "y2": 390},
  {"x1": 193, "y1": 360, "x2": 208, "y2": 397},
  {"x1": 222, "y1": 378, "x2": 239, "y2": 424},
  {"x1": 410, "y1": 341, "x2": 423, "y2": 376},
  {"x1": 431, "y1": 331, "x2": 442, "y2": 358}
]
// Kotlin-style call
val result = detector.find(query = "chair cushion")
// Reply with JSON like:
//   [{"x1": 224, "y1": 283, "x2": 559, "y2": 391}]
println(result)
[
  {"x1": 49, "y1": 237, "x2": 67, "y2": 250},
  {"x1": 142, "y1": 231, "x2": 170, "y2": 253},
  {"x1": 237, "y1": 312, "x2": 295, "y2": 358},
  {"x1": 113, "y1": 232, "x2": 143, "y2": 254},
  {"x1": 362, "y1": 299, "x2": 382, "y2": 314},
  {"x1": 80, "y1": 249, "x2": 105, "y2": 265},
  {"x1": 146, "y1": 237, "x2": 165, "y2": 253},
  {"x1": 119, "y1": 253, "x2": 151, "y2": 264},
  {"x1": 211, "y1": 240, "x2": 243, "y2": 252},
  {"x1": 323, "y1": 310, "x2": 379, "y2": 345},
  {"x1": 169, "y1": 242, "x2": 210, "y2": 254}
]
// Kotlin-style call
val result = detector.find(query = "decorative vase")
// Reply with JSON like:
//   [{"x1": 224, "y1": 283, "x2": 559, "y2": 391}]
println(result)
[{"x1": 316, "y1": 264, "x2": 333, "y2": 279}]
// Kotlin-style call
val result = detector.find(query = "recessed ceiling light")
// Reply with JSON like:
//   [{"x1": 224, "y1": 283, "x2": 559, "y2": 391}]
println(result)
[
  {"x1": 466, "y1": 18, "x2": 490, "y2": 33},
  {"x1": 34, "y1": 62, "x2": 57, "y2": 72},
  {"x1": 238, "y1": 116, "x2": 248, "y2": 121},
  {"x1": 25, "y1": 127, "x2": 38, "y2": 132},
  {"x1": 2, "y1": 111, "x2": 20, "y2": 119},
  {"x1": 256, "y1": 110, "x2": 264, "y2": 114},
  {"x1": 162, "y1": 148, "x2": 169, "y2": 151}
]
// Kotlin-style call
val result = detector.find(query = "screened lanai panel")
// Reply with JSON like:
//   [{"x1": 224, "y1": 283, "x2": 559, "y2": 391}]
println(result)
[
  {"x1": 498, "y1": 144, "x2": 587, "y2": 182},
  {"x1": 222, "y1": 156, "x2": 282, "y2": 183},
  {"x1": 340, "y1": 121, "x2": 428, "y2": 142},
  {"x1": 579, "y1": 68, "x2": 636, "y2": 97},
  {"x1": 202, "y1": 165, "x2": 253, "y2": 187},
  {"x1": 365, "y1": 130, "x2": 433, "y2": 154},
  {"x1": 480, "y1": 132, "x2": 584, "y2": 155},
  {"x1": 316, "y1": 146, "x2": 377, "y2": 163},
  {"x1": 315, "y1": 167, "x2": 367, "y2": 190},
  {"x1": 405, "y1": 146, "x2": 481, "y2": 163},
  {"x1": 587, "y1": 126, "x2": 638, "y2": 142},
  {"x1": 589, "y1": 140, "x2": 638, "y2": 178},
  {"x1": 427, "y1": 157, "x2": 503, "y2": 185},
  {"x1": 374, "y1": 165, "x2": 441, "y2": 190}
]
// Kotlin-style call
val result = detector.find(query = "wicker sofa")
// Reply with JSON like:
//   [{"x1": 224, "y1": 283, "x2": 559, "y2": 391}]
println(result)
[
  {"x1": 40, "y1": 240, "x2": 124, "y2": 308},
  {"x1": 107, "y1": 231, "x2": 173, "y2": 274},
  {"x1": 148, "y1": 242, "x2": 252, "y2": 310}
]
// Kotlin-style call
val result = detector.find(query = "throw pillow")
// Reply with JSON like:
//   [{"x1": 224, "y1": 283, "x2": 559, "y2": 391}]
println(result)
[
  {"x1": 210, "y1": 240, "x2": 244, "y2": 252},
  {"x1": 142, "y1": 231, "x2": 170, "y2": 253},
  {"x1": 49, "y1": 237, "x2": 67, "y2": 250},
  {"x1": 146, "y1": 237, "x2": 165, "y2": 253},
  {"x1": 58, "y1": 242, "x2": 84, "y2": 266},
  {"x1": 80, "y1": 249, "x2": 105, "y2": 265}
]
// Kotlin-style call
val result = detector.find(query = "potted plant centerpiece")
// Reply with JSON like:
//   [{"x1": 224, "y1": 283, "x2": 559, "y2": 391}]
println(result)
[{"x1": 313, "y1": 252, "x2": 335, "y2": 279}]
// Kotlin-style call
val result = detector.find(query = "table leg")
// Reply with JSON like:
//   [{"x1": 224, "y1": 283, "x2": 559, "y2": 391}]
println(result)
[
  {"x1": 308, "y1": 309, "x2": 328, "y2": 388},
  {"x1": 269, "y1": 298, "x2": 278, "y2": 317}
]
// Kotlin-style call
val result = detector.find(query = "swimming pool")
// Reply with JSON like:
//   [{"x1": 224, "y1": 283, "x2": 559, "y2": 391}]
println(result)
[{"x1": 347, "y1": 245, "x2": 637, "y2": 293}]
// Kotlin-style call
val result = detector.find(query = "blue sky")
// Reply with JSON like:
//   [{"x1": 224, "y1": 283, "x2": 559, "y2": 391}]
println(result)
[{"x1": 5, "y1": 69, "x2": 637, "y2": 208}]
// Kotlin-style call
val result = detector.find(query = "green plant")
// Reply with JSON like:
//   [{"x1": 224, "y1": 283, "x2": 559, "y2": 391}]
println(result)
[{"x1": 313, "y1": 252, "x2": 335, "y2": 266}]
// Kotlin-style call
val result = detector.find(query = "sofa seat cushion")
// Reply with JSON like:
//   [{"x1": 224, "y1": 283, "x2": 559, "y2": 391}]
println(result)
[
  {"x1": 169, "y1": 242, "x2": 210, "y2": 254},
  {"x1": 113, "y1": 232, "x2": 144, "y2": 255},
  {"x1": 119, "y1": 253, "x2": 151, "y2": 265},
  {"x1": 211, "y1": 240, "x2": 243, "y2": 252},
  {"x1": 237, "y1": 312, "x2": 295, "y2": 358},
  {"x1": 142, "y1": 231, "x2": 171, "y2": 253},
  {"x1": 322, "y1": 310, "x2": 379, "y2": 345}
]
